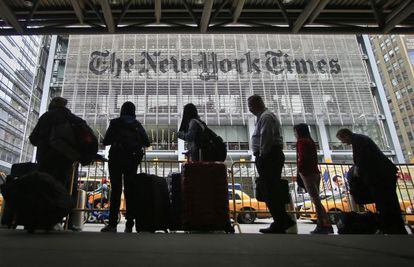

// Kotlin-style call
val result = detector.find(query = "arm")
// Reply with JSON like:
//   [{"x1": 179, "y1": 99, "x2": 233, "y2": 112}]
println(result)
[
  {"x1": 177, "y1": 119, "x2": 201, "y2": 142},
  {"x1": 102, "y1": 121, "x2": 116, "y2": 146},
  {"x1": 259, "y1": 115, "x2": 275, "y2": 156},
  {"x1": 29, "y1": 114, "x2": 48, "y2": 146},
  {"x1": 137, "y1": 123, "x2": 151, "y2": 147}
]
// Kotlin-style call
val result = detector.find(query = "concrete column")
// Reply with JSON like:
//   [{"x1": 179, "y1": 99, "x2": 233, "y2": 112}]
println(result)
[
  {"x1": 32, "y1": 35, "x2": 58, "y2": 163},
  {"x1": 317, "y1": 121, "x2": 332, "y2": 163}
]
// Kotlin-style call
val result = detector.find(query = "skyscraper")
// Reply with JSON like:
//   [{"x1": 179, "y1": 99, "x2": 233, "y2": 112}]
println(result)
[
  {"x1": 0, "y1": 36, "x2": 46, "y2": 172},
  {"x1": 369, "y1": 35, "x2": 414, "y2": 163}
]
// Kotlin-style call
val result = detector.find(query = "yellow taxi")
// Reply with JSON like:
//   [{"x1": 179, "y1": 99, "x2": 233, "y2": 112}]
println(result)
[
  {"x1": 299, "y1": 194, "x2": 413, "y2": 225},
  {"x1": 228, "y1": 190, "x2": 271, "y2": 224}
]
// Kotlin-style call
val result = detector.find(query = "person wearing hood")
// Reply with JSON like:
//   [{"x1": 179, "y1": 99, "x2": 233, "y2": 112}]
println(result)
[
  {"x1": 30, "y1": 97, "x2": 84, "y2": 187},
  {"x1": 100, "y1": 101, "x2": 150, "y2": 233}
]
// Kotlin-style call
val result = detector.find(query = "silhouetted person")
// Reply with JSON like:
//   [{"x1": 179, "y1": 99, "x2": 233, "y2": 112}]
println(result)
[
  {"x1": 177, "y1": 103, "x2": 204, "y2": 161},
  {"x1": 30, "y1": 97, "x2": 83, "y2": 188},
  {"x1": 294, "y1": 123, "x2": 333, "y2": 234},
  {"x1": 100, "y1": 102, "x2": 150, "y2": 233},
  {"x1": 248, "y1": 95, "x2": 295, "y2": 234},
  {"x1": 336, "y1": 128, "x2": 407, "y2": 234}
]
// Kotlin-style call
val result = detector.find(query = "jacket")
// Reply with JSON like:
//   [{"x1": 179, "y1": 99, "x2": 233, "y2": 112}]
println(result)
[
  {"x1": 103, "y1": 116, "x2": 150, "y2": 160},
  {"x1": 296, "y1": 137, "x2": 320, "y2": 176},
  {"x1": 29, "y1": 107, "x2": 84, "y2": 164},
  {"x1": 177, "y1": 119, "x2": 204, "y2": 161}
]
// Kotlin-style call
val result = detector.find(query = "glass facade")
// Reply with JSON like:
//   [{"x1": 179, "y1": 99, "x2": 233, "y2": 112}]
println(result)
[
  {"x1": 0, "y1": 36, "x2": 42, "y2": 172},
  {"x1": 61, "y1": 34, "x2": 389, "y2": 158}
]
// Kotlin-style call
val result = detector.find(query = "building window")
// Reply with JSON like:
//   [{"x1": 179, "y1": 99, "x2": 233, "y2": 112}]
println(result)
[{"x1": 408, "y1": 132, "x2": 413, "y2": 141}]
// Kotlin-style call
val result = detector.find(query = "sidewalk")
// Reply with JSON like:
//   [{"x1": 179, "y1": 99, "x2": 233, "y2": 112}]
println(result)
[{"x1": 0, "y1": 229, "x2": 413, "y2": 266}]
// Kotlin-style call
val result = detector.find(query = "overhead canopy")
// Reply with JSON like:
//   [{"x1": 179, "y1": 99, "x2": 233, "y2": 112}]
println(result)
[{"x1": 0, "y1": 0, "x2": 414, "y2": 35}]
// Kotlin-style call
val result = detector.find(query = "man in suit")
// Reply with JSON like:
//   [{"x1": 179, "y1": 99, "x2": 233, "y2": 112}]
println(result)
[{"x1": 336, "y1": 128, "x2": 407, "y2": 234}]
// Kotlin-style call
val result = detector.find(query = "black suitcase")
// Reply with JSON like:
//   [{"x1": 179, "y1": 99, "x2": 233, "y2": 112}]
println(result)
[
  {"x1": 1, "y1": 162, "x2": 39, "y2": 227},
  {"x1": 10, "y1": 162, "x2": 38, "y2": 178},
  {"x1": 167, "y1": 172, "x2": 182, "y2": 231},
  {"x1": 0, "y1": 171, "x2": 71, "y2": 233},
  {"x1": 132, "y1": 173, "x2": 170, "y2": 233},
  {"x1": 336, "y1": 212, "x2": 379, "y2": 234}
]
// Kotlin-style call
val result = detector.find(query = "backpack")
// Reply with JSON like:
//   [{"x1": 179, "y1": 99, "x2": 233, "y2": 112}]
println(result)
[
  {"x1": 111, "y1": 121, "x2": 144, "y2": 161},
  {"x1": 73, "y1": 122, "x2": 98, "y2": 166},
  {"x1": 194, "y1": 120, "x2": 227, "y2": 162},
  {"x1": 49, "y1": 119, "x2": 98, "y2": 166}
]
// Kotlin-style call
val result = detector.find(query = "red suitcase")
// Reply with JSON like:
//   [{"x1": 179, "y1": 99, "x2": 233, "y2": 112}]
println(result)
[{"x1": 182, "y1": 162, "x2": 234, "y2": 233}]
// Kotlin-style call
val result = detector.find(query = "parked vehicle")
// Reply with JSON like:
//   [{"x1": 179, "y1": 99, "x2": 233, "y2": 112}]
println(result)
[
  {"x1": 299, "y1": 194, "x2": 412, "y2": 224},
  {"x1": 228, "y1": 190, "x2": 271, "y2": 224}
]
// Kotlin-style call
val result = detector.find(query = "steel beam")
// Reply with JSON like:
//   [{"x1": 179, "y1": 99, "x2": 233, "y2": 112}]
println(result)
[
  {"x1": 26, "y1": 0, "x2": 42, "y2": 24},
  {"x1": 200, "y1": 0, "x2": 214, "y2": 33},
  {"x1": 292, "y1": 0, "x2": 320, "y2": 33},
  {"x1": 69, "y1": 0, "x2": 85, "y2": 24},
  {"x1": 275, "y1": 0, "x2": 291, "y2": 27},
  {"x1": 155, "y1": 0, "x2": 161, "y2": 23},
  {"x1": 308, "y1": 0, "x2": 330, "y2": 24},
  {"x1": 384, "y1": 1, "x2": 414, "y2": 33},
  {"x1": 0, "y1": 0, "x2": 23, "y2": 33},
  {"x1": 233, "y1": 0, "x2": 246, "y2": 23},
  {"x1": 182, "y1": 0, "x2": 199, "y2": 26},
  {"x1": 116, "y1": 0, "x2": 133, "y2": 26},
  {"x1": 98, "y1": 0, "x2": 115, "y2": 33},
  {"x1": 2, "y1": 25, "x2": 414, "y2": 35}
]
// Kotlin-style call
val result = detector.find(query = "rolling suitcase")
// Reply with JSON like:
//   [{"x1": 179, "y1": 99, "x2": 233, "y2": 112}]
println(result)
[
  {"x1": 167, "y1": 172, "x2": 182, "y2": 231},
  {"x1": 182, "y1": 162, "x2": 234, "y2": 233},
  {"x1": 132, "y1": 173, "x2": 170, "y2": 233}
]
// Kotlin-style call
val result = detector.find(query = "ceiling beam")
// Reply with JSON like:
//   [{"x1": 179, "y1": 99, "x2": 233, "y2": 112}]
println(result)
[
  {"x1": 200, "y1": 0, "x2": 214, "y2": 33},
  {"x1": 370, "y1": 0, "x2": 384, "y2": 28},
  {"x1": 182, "y1": 0, "x2": 199, "y2": 26},
  {"x1": 384, "y1": 1, "x2": 414, "y2": 33},
  {"x1": 98, "y1": 0, "x2": 115, "y2": 33},
  {"x1": 69, "y1": 0, "x2": 85, "y2": 24},
  {"x1": 233, "y1": 0, "x2": 246, "y2": 23},
  {"x1": 2, "y1": 25, "x2": 414, "y2": 36},
  {"x1": 275, "y1": 0, "x2": 291, "y2": 27},
  {"x1": 292, "y1": 0, "x2": 320, "y2": 33},
  {"x1": 155, "y1": 0, "x2": 161, "y2": 23},
  {"x1": 0, "y1": 0, "x2": 23, "y2": 33},
  {"x1": 308, "y1": 0, "x2": 330, "y2": 24},
  {"x1": 385, "y1": 0, "x2": 410, "y2": 24},
  {"x1": 26, "y1": 0, "x2": 42, "y2": 25},
  {"x1": 210, "y1": 0, "x2": 230, "y2": 23},
  {"x1": 117, "y1": 0, "x2": 133, "y2": 26}
]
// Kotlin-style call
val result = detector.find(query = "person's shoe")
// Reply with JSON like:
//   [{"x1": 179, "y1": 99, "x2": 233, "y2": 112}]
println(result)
[
  {"x1": 68, "y1": 225, "x2": 82, "y2": 232},
  {"x1": 310, "y1": 226, "x2": 334, "y2": 234},
  {"x1": 284, "y1": 218, "x2": 297, "y2": 234},
  {"x1": 53, "y1": 223, "x2": 64, "y2": 231},
  {"x1": 259, "y1": 226, "x2": 285, "y2": 234},
  {"x1": 124, "y1": 225, "x2": 133, "y2": 233},
  {"x1": 100, "y1": 225, "x2": 117, "y2": 233}
]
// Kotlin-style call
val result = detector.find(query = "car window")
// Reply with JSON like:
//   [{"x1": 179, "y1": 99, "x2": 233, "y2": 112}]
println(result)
[{"x1": 228, "y1": 191, "x2": 241, "y2": 200}]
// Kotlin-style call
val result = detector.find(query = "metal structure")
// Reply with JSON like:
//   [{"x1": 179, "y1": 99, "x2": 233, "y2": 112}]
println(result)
[{"x1": 0, "y1": 0, "x2": 414, "y2": 35}]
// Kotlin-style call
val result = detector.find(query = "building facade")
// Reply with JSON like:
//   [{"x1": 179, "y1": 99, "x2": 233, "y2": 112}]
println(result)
[
  {"x1": 369, "y1": 35, "x2": 414, "y2": 163},
  {"x1": 0, "y1": 36, "x2": 46, "y2": 172},
  {"x1": 46, "y1": 34, "x2": 400, "y2": 163}
]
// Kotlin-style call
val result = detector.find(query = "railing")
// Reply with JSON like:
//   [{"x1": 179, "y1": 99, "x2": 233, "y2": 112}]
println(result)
[{"x1": 72, "y1": 160, "x2": 414, "y2": 228}]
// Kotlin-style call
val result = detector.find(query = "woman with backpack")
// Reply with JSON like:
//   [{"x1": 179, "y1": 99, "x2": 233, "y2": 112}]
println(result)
[
  {"x1": 100, "y1": 102, "x2": 150, "y2": 233},
  {"x1": 177, "y1": 103, "x2": 204, "y2": 161},
  {"x1": 294, "y1": 123, "x2": 333, "y2": 234}
]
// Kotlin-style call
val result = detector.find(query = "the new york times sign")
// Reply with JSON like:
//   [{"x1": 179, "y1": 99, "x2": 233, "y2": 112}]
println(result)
[{"x1": 89, "y1": 50, "x2": 341, "y2": 81}]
